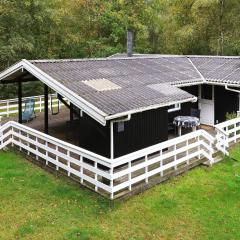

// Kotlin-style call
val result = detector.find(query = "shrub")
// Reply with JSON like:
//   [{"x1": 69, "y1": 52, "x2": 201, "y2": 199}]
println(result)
[{"x1": 226, "y1": 112, "x2": 237, "y2": 121}]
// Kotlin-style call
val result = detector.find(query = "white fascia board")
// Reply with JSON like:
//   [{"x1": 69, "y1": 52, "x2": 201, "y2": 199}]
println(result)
[
  {"x1": 177, "y1": 79, "x2": 240, "y2": 88},
  {"x1": 205, "y1": 80, "x2": 240, "y2": 87},
  {"x1": 0, "y1": 60, "x2": 24, "y2": 80},
  {"x1": 0, "y1": 60, "x2": 108, "y2": 126},
  {"x1": 171, "y1": 79, "x2": 204, "y2": 87},
  {"x1": 105, "y1": 96, "x2": 197, "y2": 121}
]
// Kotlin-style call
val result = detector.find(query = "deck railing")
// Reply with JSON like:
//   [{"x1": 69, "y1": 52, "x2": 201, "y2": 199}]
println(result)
[
  {"x1": 0, "y1": 121, "x2": 112, "y2": 196},
  {"x1": 215, "y1": 117, "x2": 240, "y2": 155},
  {"x1": 0, "y1": 121, "x2": 215, "y2": 199},
  {"x1": 0, "y1": 94, "x2": 65, "y2": 117},
  {"x1": 110, "y1": 129, "x2": 215, "y2": 197}
]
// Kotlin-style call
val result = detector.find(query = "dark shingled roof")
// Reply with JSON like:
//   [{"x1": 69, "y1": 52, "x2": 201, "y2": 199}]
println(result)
[
  {"x1": 30, "y1": 56, "x2": 199, "y2": 116},
  {"x1": 2, "y1": 54, "x2": 240, "y2": 124},
  {"x1": 189, "y1": 56, "x2": 240, "y2": 84}
]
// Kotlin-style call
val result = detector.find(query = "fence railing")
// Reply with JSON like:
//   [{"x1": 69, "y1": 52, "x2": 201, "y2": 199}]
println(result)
[
  {"x1": 0, "y1": 121, "x2": 113, "y2": 195},
  {"x1": 0, "y1": 94, "x2": 65, "y2": 117},
  {"x1": 215, "y1": 117, "x2": 240, "y2": 155},
  {"x1": 110, "y1": 129, "x2": 215, "y2": 196},
  {"x1": 0, "y1": 121, "x2": 215, "y2": 199}
]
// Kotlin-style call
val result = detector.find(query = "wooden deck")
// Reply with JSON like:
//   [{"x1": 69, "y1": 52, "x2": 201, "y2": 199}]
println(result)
[
  {"x1": 1, "y1": 108, "x2": 78, "y2": 145},
  {"x1": 1, "y1": 108, "x2": 216, "y2": 149}
]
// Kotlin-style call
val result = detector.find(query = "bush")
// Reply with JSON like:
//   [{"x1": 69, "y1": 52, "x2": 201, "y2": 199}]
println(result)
[{"x1": 226, "y1": 112, "x2": 237, "y2": 121}]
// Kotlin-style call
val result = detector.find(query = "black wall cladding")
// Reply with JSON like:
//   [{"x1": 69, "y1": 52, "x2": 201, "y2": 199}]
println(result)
[
  {"x1": 113, "y1": 107, "x2": 168, "y2": 158},
  {"x1": 214, "y1": 85, "x2": 239, "y2": 124},
  {"x1": 76, "y1": 107, "x2": 168, "y2": 158}
]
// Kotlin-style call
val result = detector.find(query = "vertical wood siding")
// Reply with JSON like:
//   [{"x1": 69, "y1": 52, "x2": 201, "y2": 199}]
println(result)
[
  {"x1": 214, "y1": 85, "x2": 239, "y2": 123},
  {"x1": 76, "y1": 114, "x2": 110, "y2": 158},
  {"x1": 113, "y1": 107, "x2": 168, "y2": 158}
]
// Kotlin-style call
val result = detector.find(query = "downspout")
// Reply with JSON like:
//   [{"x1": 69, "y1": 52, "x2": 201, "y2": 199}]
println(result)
[{"x1": 110, "y1": 114, "x2": 131, "y2": 160}]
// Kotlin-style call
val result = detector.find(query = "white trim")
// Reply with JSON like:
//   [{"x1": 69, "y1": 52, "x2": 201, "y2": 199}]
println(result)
[
  {"x1": 171, "y1": 80, "x2": 204, "y2": 87},
  {"x1": 0, "y1": 60, "x2": 24, "y2": 80},
  {"x1": 110, "y1": 121, "x2": 114, "y2": 160},
  {"x1": 206, "y1": 81, "x2": 240, "y2": 87}
]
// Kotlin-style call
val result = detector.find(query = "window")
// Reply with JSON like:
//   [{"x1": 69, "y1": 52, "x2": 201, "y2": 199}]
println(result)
[{"x1": 168, "y1": 103, "x2": 181, "y2": 113}]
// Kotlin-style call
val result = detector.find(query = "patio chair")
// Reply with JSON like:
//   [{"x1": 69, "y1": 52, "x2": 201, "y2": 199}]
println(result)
[
  {"x1": 190, "y1": 108, "x2": 201, "y2": 118},
  {"x1": 22, "y1": 98, "x2": 36, "y2": 123}
]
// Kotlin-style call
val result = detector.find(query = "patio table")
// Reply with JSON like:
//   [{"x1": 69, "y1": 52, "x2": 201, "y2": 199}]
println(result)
[{"x1": 173, "y1": 116, "x2": 200, "y2": 136}]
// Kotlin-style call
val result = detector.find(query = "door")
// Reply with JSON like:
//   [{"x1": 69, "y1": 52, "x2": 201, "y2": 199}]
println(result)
[{"x1": 199, "y1": 85, "x2": 215, "y2": 126}]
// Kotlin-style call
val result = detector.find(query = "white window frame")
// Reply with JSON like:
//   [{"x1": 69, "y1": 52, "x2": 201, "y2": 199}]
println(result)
[{"x1": 168, "y1": 103, "x2": 181, "y2": 113}]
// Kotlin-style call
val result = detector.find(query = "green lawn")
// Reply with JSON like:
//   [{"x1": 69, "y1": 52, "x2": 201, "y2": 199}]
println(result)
[{"x1": 1, "y1": 148, "x2": 240, "y2": 240}]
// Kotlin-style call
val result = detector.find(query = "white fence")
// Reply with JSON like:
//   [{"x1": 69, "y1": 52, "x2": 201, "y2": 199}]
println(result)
[
  {"x1": 0, "y1": 95, "x2": 64, "y2": 117},
  {"x1": 0, "y1": 121, "x2": 113, "y2": 195},
  {"x1": 215, "y1": 117, "x2": 240, "y2": 155},
  {"x1": 110, "y1": 129, "x2": 214, "y2": 196},
  {"x1": 0, "y1": 121, "x2": 215, "y2": 199}
]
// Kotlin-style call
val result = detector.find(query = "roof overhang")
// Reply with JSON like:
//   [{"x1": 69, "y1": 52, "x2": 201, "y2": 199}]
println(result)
[
  {"x1": 204, "y1": 80, "x2": 240, "y2": 87},
  {"x1": 0, "y1": 60, "x2": 108, "y2": 126},
  {"x1": 171, "y1": 80, "x2": 204, "y2": 87},
  {"x1": 105, "y1": 96, "x2": 197, "y2": 121}
]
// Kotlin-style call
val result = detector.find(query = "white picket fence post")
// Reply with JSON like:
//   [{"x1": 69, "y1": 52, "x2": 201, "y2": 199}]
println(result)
[{"x1": 145, "y1": 155, "x2": 148, "y2": 183}]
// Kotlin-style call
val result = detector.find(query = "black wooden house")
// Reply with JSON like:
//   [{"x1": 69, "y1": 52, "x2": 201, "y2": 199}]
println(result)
[{"x1": 0, "y1": 55, "x2": 240, "y2": 158}]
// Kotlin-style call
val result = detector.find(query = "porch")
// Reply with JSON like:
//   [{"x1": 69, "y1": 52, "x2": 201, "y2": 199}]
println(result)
[
  {"x1": 1, "y1": 104, "x2": 216, "y2": 148},
  {"x1": 1, "y1": 107, "x2": 76, "y2": 144}
]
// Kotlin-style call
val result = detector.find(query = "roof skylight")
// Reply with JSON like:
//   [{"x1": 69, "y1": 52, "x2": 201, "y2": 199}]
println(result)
[{"x1": 82, "y1": 78, "x2": 121, "y2": 92}]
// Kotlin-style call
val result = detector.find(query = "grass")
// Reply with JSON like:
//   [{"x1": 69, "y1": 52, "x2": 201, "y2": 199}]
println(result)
[{"x1": 1, "y1": 148, "x2": 240, "y2": 240}]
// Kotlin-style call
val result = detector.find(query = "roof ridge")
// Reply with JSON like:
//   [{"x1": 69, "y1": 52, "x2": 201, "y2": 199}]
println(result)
[
  {"x1": 30, "y1": 54, "x2": 240, "y2": 63},
  {"x1": 30, "y1": 55, "x2": 185, "y2": 63},
  {"x1": 187, "y1": 57, "x2": 206, "y2": 82},
  {"x1": 187, "y1": 55, "x2": 240, "y2": 59}
]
